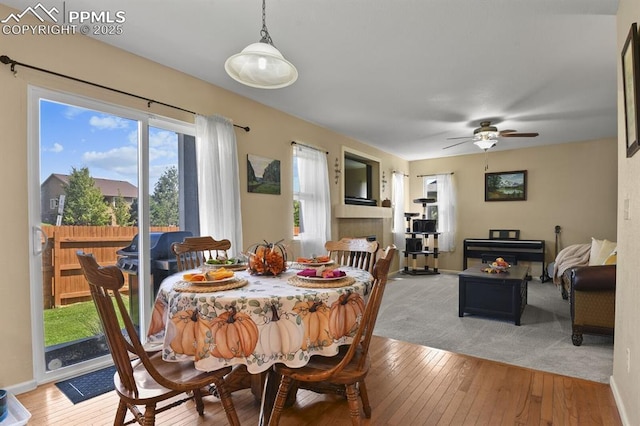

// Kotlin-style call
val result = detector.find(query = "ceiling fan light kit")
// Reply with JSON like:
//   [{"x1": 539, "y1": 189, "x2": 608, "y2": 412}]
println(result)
[
  {"x1": 444, "y1": 120, "x2": 539, "y2": 151},
  {"x1": 224, "y1": 0, "x2": 298, "y2": 89},
  {"x1": 473, "y1": 139, "x2": 497, "y2": 151}
]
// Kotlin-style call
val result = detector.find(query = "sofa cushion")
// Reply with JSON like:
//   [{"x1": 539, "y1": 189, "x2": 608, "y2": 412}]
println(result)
[
  {"x1": 603, "y1": 250, "x2": 617, "y2": 265},
  {"x1": 589, "y1": 238, "x2": 616, "y2": 266}
]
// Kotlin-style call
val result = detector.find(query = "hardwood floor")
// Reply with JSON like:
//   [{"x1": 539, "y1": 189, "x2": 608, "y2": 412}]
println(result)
[{"x1": 17, "y1": 336, "x2": 621, "y2": 425}]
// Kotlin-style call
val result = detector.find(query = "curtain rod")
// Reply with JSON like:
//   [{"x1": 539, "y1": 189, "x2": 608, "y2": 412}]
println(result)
[
  {"x1": 392, "y1": 170, "x2": 409, "y2": 177},
  {"x1": 416, "y1": 172, "x2": 455, "y2": 177},
  {"x1": 0, "y1": 54, "x2": 250, "y2": 132},
  {"x1": 291, "y1": 141, "x2": 328, "y2": 154}
]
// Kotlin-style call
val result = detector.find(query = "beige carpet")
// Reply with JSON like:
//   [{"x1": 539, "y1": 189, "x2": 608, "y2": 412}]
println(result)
[{"x1": 373, "y1": 271, "x2": 614, "y2": 383}]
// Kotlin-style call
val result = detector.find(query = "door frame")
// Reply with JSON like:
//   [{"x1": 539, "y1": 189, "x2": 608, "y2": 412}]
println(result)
[{"x1": 27, "y1": 86, "x2": 155, "y2": 383}]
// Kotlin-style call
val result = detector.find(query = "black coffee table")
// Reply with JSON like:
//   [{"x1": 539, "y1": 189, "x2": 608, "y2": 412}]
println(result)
[{"x1": 458, "y1": 265, "x2": 530, "y2": 325}]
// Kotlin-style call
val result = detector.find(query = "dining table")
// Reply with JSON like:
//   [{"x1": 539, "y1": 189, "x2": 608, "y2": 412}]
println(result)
[{"x1": 146, "y1": 262, "x2": 373, "y2": 423}]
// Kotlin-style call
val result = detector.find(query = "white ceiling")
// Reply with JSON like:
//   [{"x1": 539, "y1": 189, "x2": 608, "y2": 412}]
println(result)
[{"x1": 3, "y1": 0, "x2": 620, "y2": 161}]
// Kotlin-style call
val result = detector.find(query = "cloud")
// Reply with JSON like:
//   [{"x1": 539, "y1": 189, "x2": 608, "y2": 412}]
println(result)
[
  {"x1": 45, "y1": 142, "x2": 64, "y2": 153},
  {"x1": 150, "y1": 130, "x2": 178, "y2": 162},
  {"x1": 82, "y1": 146, "x2": 138, "y2": 180},
  {"x1": 89, "y1": 115, "x2": 130, "y2": 130},
  {"x1": 63, "y1": 106, "x2": 89, "y2": 119}
]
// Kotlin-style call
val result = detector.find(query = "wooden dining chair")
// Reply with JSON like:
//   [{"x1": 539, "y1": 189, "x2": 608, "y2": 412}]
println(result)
[
  {"x1": 325, "y1": 237, "x2": 380, "y2": 274},
  {"x1": 76, "y1": 251, "x2": 240, "y2": 426},
  {"x1": 171, "y1": 236, "x2": 231, "y2": 271},
  {"x1": 268, "y1": 245, "x2": 397, "y2": 426}
]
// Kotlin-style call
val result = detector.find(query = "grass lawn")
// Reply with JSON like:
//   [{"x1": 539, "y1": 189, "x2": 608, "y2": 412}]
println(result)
[{"x1": 44, "y1": 296, "x2": 129, "y2": 347}]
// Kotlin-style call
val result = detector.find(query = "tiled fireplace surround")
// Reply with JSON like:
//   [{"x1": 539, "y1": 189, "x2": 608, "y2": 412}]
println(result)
[{"x1": 335, "y1": 205, "x2": 393, "y2": 249}]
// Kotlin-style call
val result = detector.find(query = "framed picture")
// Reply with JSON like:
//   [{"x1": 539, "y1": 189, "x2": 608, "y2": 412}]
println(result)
[
  {"x1": 485, "y1": 170, "x2": 527, "y2": 202},
  {"x1": 622, "y1": 22, "x2": 640, "y2": 158},
  {"x1": 247, "y1": 154, "x2": 281, "y2": 194}
]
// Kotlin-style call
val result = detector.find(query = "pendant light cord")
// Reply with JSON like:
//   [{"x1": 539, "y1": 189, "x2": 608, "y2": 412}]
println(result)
[{"x1": 259, "y1": 0, "x2": 274, "y2": 46}]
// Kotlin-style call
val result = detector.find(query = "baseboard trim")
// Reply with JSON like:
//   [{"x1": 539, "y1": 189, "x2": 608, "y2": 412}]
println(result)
[
  {"x1": 609, "y1": 375, "x2": 630, "y2": 425},
  {"x1": 4, "y1": 379, "x2": 37, "y2": 396}
]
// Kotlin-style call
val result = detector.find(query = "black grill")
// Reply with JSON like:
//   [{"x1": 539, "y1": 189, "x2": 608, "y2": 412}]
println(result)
[
  {"x1": 117, "y1": 231, "x2": 192, "y2": 280},
  {"x1": 117, "y1": 231, "x2": 192, "y2": 326}
]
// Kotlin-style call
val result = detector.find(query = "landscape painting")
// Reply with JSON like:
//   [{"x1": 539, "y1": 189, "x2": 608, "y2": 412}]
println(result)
[
  {"x1": 485, "y1": 170, "x2": 527, "y2": 201},
  {"x1": 247, "y1": 154, "x2": 281, "y2": 195}
]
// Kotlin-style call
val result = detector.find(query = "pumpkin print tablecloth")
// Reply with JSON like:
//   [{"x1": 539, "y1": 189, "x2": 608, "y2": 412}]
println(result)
[{"x1": 147, "y1": 266, "x2": 372, "y2": 374}]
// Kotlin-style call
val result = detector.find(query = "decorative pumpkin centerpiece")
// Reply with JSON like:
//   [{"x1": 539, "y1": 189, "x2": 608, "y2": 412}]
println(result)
[{"x1": 247, "y1": 239, "x2": 287, "y2": 276}]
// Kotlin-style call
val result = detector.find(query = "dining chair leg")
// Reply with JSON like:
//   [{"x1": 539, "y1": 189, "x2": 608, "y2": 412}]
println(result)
[
  {"x1": 193, "y1": 388, "x2": 205, "y2": 415},
  {"x1": 143, "y1": 404, "x2": 156, "y2": 425},
  {"x1": 114, "y1": 399, "x2": 127, "y2": 425},
  {"x1": 215, "y1": 380, "x2": 241, "y2": 426},
  {"x1": 345, "y1": 384, "x2": 362, "y2": 426},
  {"x1": 268, "y1": 375, "x2": 294, "y2": 426},
  {"x1": 358, "y1": 381, "x2": 371, "y2": 418},
  {"x1": 284, "y1": 380, "x2": 299, "y2": 407}
]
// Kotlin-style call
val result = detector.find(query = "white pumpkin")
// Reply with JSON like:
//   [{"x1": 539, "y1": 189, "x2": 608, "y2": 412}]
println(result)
[{"x1": 258, "y1": 306, "x2": 304, "y2": 357}]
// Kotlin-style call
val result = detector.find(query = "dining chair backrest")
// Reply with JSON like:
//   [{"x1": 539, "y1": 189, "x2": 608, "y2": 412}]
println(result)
[
  {"x1": 76, "y1": 251, "x2": 156, "y2": 395},
  {"x1": 171, "y1": 236, "x2": 231, "y2": 271},
  {"x1": 316, "y1": 244, "x2": 395, "y2": 380},
  {"x1": 77, "y1": 251, "x2": 241, "y2": 425},
  {"x1": 325, "y1": 237, "x2": 379, "y2": 274}
]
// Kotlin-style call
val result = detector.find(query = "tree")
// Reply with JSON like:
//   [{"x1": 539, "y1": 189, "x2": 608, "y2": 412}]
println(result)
[
  {"x1": 129, "y1": 198, "x2": 139, "y2": 227},
  {"x1": 113, "y1": 190, "x2": 132, "y2": 226},
  {"x1": 62, "y1": 167, "x2": 111, "y2": 225},
  {"x1": 150, "y1": 166, "x2": 179, "y2": 226}
]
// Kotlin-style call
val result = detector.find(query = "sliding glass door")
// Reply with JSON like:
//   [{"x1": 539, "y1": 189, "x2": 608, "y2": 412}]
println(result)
[{"x1": 28, "y1": 87, "x2": 193, "y2": 383}]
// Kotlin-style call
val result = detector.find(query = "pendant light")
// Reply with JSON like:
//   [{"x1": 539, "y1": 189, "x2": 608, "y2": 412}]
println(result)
[{"x1": 224, "y1": 0, "x2": 298, "y2": 89}]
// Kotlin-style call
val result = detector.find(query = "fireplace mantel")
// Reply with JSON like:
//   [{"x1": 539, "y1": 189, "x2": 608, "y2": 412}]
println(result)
[{"x1": 334, "y1": 204, "x2": 392, "y2": 219}]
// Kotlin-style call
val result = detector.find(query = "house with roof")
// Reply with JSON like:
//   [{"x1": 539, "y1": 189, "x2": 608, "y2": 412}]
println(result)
[{"x1": 40, "y1": 173, "x2": 138, "y2": 225}]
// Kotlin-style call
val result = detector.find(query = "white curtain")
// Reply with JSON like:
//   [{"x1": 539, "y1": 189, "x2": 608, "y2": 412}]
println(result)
[
  {"x1": 436, "y1": 173, "x2": 457, "y2": 252},
  {"x1": 295, "y1": 144, "x2": 331, "y2": 257},
  {"x1": 392, "y1": 172, "x2": 406, "y2": 269},
  {"x1": 195, "y1": 115, "x2": 243, "y2": 255}
]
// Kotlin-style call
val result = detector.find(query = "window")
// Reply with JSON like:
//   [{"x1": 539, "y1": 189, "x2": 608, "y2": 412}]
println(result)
[
  {"x1": 423, "y1": 176, "x2": 438, "y2": 220},
  {"x1": 293, "y1": 154, "x2": 301, "y2": 237},
  {"x1": 292, "y1": 143, "x2": 331, "y2": 256},
  {"x1": 49, "y1": 198, "x2": 58, "y2": 210},
  {"x1": 422, "y1": 174, "x2": 457, "y2": 252}
]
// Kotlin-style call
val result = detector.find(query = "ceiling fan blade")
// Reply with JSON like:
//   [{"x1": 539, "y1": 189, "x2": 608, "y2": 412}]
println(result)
[
  {"x1": 446, "y1": 136, "x2": 473, "y2": 140},
  {"x1": 500, "y1": 132, "x2": 539, "y2": 137},
  {"x1": 498, "y1": 129, "x2": 517, "y2": 135},
  {"x1": 443, "y1": 139, "x2": 471, "y2": 149}
]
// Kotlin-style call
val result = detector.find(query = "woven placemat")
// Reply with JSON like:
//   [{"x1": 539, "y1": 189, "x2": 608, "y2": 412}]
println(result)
[
  {"x1": 201, "y1": 263, "x2": 248, "y2": 272},
  {"x1": 173, "y1": 278, "x2": 248, "y2": 293},
  {"x1": 288, "y1": 275, "x2": 355, "y2": 288}
]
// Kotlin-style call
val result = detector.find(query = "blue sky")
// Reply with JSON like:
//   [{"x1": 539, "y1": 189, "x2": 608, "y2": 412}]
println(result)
[{"x1": 40, "y1": 99, "x2": 178, "y2": 189}]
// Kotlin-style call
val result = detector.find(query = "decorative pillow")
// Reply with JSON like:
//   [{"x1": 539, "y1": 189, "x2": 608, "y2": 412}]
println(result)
[
  {"x1": 603, "y1": 250, "x2": 617, "y2": 265},
  {"x1": 589, "y1": 238, "x2": 617, "y2": 266}
]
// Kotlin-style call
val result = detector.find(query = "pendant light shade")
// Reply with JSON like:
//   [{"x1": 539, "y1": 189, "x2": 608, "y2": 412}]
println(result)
[
  {"x1": 225, "y1": 42, "x2": 298, "y2": 89},
  {"x1": 224, "y1": 0, "x2": 298, "y2": 89}
]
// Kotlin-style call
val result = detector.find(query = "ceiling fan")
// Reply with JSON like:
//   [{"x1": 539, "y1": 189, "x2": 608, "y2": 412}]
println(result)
[{"x1": 443, "y1": 121, "x2": 539, "y2": 151}]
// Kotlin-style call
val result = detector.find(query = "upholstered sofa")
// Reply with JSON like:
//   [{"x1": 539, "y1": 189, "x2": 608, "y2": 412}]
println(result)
[
  {"x1": 552, "y1": 238, "x2": 617, "y2": 346},
  {"x1": 567, "y1": 264, "x2": 616, "y2": 346}
]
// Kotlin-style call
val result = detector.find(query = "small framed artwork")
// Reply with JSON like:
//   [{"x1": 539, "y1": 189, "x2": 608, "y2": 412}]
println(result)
[
  {"x1": 485, "y1": 170, "x2": 527, "y2": 202},
  {"x1": 622, "y1": 22, "x2": 640, "y2": 158},
  {"x1": 247, "y1": 154, "x2": 281, "y2": 194}
]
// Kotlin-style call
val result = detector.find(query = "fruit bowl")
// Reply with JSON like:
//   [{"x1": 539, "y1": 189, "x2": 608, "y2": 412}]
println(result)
[{"x1": 482, "y1": 257, "x2": 510, "y2": 273}]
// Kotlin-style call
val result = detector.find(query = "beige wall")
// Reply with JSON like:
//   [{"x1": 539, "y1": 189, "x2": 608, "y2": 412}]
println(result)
[
  {"x1": 2, "y1": 6, "x2": 636, "y2": 423},
  {"x1": 0, "y1": 3, "x2": 408, "y2": 388},
  {"x1": 614, "y1": 1, "x2": 640, "y2": 424},
  {"x1": 409, "y1": 138, "x2": 617, "y2": 277}
]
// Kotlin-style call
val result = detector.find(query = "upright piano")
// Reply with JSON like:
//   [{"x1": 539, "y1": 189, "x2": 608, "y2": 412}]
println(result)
[{"x1": 463, "y1": 238, "x2": 548, "y2": 281}]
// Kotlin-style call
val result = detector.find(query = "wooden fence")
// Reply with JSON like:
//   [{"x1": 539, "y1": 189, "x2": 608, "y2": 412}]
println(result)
[{"x1": 41, "y1": 225, "x2": 179, "y2": 308}]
